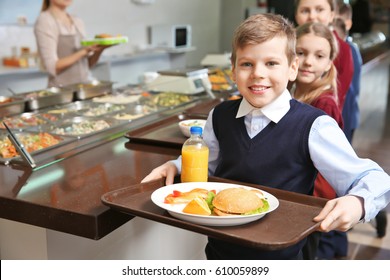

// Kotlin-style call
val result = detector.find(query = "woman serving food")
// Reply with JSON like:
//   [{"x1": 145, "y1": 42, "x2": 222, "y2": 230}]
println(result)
[{"x1": 34, "y1": 0, "x2": 113, "y2": 87}]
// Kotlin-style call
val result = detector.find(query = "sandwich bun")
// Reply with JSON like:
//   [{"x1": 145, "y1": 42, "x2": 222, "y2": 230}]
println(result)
[{"x1": 212, "y1": 188, "x2": 264, "y2": 216}]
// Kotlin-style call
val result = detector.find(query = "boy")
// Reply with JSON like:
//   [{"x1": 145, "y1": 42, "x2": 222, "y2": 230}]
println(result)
[
  {"x1": 336, "y1": 3, "x2": 387, "y2": 239},
  {"x1": 142, "y1": 14, "x2": 390, "y2": 259},
  {"x1": 335, "y1": 2, "x2": 362, "y2": 144}
]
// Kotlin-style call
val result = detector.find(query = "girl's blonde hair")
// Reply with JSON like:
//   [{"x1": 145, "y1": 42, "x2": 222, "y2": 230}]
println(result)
[
  {"x1": 231, "y1": 13, "x2": 296, "y2": 66},
  {"x1": 41, "y1": 0, "x2": 50, "y2": 11},
  {"x1": 294, "y1": 22, "x2": 339, "y2": 105}
]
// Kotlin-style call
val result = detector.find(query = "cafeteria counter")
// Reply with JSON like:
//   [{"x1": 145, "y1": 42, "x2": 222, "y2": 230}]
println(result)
[{"x1": 0, "y1": 106, "x2": 209, "y2": 259}]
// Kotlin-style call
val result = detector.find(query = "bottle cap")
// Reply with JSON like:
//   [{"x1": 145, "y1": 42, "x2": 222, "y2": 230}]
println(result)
[{"x1": 190, "y1": 126, "x2": 203, "y2": 135}]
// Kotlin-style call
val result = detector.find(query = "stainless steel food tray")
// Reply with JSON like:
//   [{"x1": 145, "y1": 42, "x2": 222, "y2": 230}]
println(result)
[
  {"x1": 0, "y1": 112, "x2": 54, "y2": 131},
  {"x1": 0, "y1": 130, "x2": 76, "y2": 165},
  {"x1": 42, "y1": 116, "x2": 125, "y2": 139},
  {"x1": 41, "y1": 100, "x2": 102, "y2": 116},
  {"x1": 39, "y1": 101, "x2": 88, "y2": 119},
  {"x1": 110, "y1": 104, "x2": 159, "y2": 122},
  {"x1": 91, "y1": 91, "x2": 145, "y2": 104},
  {"x1": 145, "y1": 92, "x2": 196, "y2": 109},
  {"x1": 64, "y1": 80, "x2": 113, "y2": 100},
  {"x1": 43, "y1": 100, "x2": 129, "y2": 118},
  {"x1": 76, "y1": 102, "x2": 128, "y2": 117},
  {"x1": 17, "y1": 87, "x2": 74, "y2": 111},
  {"x1": 0, "y1": 96, "x2": 26, "y2": 118}
]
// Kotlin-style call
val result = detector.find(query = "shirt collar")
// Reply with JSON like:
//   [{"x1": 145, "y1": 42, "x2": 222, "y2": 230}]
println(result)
[{"x1": 236, "y1": 89, "x2": 292, "y2": 123}]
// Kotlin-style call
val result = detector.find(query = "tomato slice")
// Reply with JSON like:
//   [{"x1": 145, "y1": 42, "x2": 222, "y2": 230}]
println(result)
[{"x1": 172, "y1": 190, "x2": 182, "y2": 197}]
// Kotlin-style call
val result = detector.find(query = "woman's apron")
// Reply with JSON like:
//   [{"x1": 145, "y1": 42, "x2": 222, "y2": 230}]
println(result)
[{"x1": 48, "y1": 14, "x2": 90, "y2": 87}]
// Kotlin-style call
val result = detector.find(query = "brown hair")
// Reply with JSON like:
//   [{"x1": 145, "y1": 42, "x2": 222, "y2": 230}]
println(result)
[
  {"x1": 294, "y1": 22, "x2": 339, "y2": 105},
  {"x1": 333, "y1": 17, "x2": 347, "y2": 39},
  {"x1": 230, "y1": 13, "x2": 296, "y2": 66},
  {"x1": 41, "y1": 0, "x2": 50, "y2": 11},
  {"x1": 337, "y1": 3, "x2": 352, "y2": 20}
]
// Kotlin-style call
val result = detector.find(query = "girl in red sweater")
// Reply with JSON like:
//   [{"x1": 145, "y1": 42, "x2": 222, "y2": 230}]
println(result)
[
  {"x1": 294, "y1": 22, "x2": 342, "y2": 199},
  {"x1": 294, "y1": 0, "x2": 353, "y2": 111},
  {"x1": 292, "y1": 21, "x2": 347, "y2": 260}
]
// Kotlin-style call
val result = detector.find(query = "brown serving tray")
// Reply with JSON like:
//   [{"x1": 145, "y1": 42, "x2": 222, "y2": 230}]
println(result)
[
  {"x1": 101, "y1": 176, "x2": 327, "y2": 250},
  {"x1": 124, "y1": 113, "x2": 206, "y2": 149}
]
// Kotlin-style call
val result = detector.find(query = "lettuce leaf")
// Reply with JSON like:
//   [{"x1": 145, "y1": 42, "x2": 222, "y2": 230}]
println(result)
[
  {"x1": 242, "y1": 199, "x2": 270, "y2": 215},
  {"x1": 205, "y1": 191, "x2": 215, "y2": 211}
]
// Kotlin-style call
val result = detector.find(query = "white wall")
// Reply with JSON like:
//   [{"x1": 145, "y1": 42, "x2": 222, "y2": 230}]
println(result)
[
  {"x1": 71, "y1": 0, "x2": 221, "y2": 57},
  {"x1": 0, "y1": 218, "x2": 208, "y2": 260},
  {"x1": 219, "y1": 0, "x2": 257, "y2": 53},
  {"x1": 0, "y1": 0, "x2": 222, "y2": 68}
]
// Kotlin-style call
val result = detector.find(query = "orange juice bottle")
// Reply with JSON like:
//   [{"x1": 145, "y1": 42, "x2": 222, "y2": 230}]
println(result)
[{"x1": 181, "y1": 126, "x2": 209, "y2": 182}]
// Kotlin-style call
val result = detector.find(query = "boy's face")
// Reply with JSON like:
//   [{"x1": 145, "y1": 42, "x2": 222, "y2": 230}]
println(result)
[
  {"x1": 295, "y1": 0, "x2": 334, "y2": 26},
  {"x1": 231, "y1": 36, "x2": 298, "y2": 108}
]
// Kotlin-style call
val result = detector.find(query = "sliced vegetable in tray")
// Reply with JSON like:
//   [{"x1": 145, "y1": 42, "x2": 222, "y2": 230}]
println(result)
[{"x1": 0, "y1": 132, "x2": 60, "y2": 158}]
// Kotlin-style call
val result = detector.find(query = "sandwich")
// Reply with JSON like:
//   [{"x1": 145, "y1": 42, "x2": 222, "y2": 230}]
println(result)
[{"x1": 212, "y1": 188, "x2": 269, "y2": 216}]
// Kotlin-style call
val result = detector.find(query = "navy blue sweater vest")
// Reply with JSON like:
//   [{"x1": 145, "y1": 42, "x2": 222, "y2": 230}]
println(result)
[
  {"x1": 213, "y1": 98, "x2": 324, "y2": 195},
  {"x1": 207, "y1": 98, "x2": 325, "y2": 260}
]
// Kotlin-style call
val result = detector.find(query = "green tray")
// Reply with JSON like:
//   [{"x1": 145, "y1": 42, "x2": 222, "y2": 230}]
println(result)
[{"x1": 81, "y1": 36, "x2": 128, "y2": 46}]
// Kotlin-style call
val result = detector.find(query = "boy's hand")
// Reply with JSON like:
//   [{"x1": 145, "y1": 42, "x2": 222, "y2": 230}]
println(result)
[
  {"x1": 141, "y1": 162, "x2": 178, "y2": 185},
  {"x1": 313, "y1": 195, "x2": 364, "y2": 232}
]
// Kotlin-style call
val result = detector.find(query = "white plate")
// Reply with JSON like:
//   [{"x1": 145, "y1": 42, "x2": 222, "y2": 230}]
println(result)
[{"x1": 151, "y1": 182, "x2": 279, "y2": 226}]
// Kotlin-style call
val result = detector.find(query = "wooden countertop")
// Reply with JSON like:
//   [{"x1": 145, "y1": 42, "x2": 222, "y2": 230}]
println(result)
[{"x1": 0, "y1": 136, "x2": 180, "y2": 240}]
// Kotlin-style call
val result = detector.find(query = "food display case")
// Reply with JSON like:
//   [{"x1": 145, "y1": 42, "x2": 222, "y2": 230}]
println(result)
[
  {"x1": 0, "y1": 73, "x2": 222, "y2": 169},
  {"x1": 0, "y1": 81, "x2": 211, "y2": 167}
]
